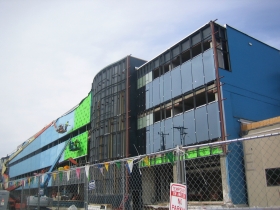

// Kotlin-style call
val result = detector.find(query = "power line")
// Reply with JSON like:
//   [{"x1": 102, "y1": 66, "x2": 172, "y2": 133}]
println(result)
[
  {"x1": 158, "y1": 132, "x2": 169, "y2": 151},
  {"x1": 173, "y1": 126, "x2": 188, "y2": 145}
]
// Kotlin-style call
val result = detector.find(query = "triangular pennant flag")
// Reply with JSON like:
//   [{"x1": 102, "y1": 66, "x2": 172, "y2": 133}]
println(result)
[
  {"x1": 76, "y1": 168, "x2": 81, "y2": 179},
  {"x1": 115, "y1": 161, "x2": 121, "y2": 169},
  {"x1": 126, "y1": 159, "x2": 134, "y2": 174},
  {"x1": 166, "y1": 152, "x2": 174, "y2": 165},
  {"x1": 59, "y1": 171, "x2": 63, "y2": 181},
  {"x1": 104, "y1": 163, "x2": 109, "y2": 171},
  {"x1": 41, "y1": 174, "x2": 45, "y2": 183},
  {"x1": 100, "y1": 167, "x2": 104, "y2": 176},
  {"x1": 85, "y1": 165, "x2": 90, "y2": 178},
  {"x1": 143, "y1": 156, "x2": 150, "y2": 167},
  {"x1": 98, "y1": 164, "x2": 104, "y2": 176},
  {"x1": 67, "y1": 171, "x2": 70, "y2": 181},
  {"x1": 53, "y1": 173, "x2": 57, "y2": 181}
]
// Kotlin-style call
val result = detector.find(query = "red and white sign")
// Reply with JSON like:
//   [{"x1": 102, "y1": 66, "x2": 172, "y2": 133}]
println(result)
[{"x1": 169, "y1": 183, "x2": 187, "y2": 210}]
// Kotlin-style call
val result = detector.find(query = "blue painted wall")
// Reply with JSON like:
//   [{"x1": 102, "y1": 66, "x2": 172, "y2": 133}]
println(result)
[
  {"x1": 220, "y1": 25, "x2": 280, "y2": 205},
  {"x1": 9, "y1": 142, "x2": 66, "y2": 178},
  {"x1": 9, "y1": 112, "x2": 74, "y2": 177}
]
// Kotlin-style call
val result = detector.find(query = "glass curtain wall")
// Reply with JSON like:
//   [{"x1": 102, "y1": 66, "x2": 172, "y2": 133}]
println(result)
[
  {"x1": 137, "y1": 23, "x2": 228, "y2": 153},
  {"x1": 91, "y1": 59, "x2": 127, "y2": 163}
]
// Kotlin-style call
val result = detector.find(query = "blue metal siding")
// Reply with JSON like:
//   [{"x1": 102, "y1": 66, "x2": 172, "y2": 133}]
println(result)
[
  {"x1": 146, "y1": 102, "x2": 220, "y2": 153},
  {"x1": 221, "y1": 25, "x2": 280, "y2": 126},
  {"x1": 220, "y1": 25, "x2": 280, "y2": 205},
  {"x1": 145, "y1": 49, "x2": 216, "y2": 109}
]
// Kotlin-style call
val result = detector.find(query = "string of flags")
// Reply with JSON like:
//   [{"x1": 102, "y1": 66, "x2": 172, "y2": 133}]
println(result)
[{"x1": 6, "y1": 152, "x2": 175, "y2": 187}]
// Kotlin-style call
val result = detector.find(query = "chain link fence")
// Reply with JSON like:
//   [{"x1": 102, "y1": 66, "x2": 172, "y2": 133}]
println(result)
[{"x1": 5, "y1": 133, "x2": 280, "y2": 210}]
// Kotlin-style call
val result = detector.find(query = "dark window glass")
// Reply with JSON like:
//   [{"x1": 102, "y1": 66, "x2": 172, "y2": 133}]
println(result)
[
  {"x1": 165, "y1": 52, "x2": 170, "y2": 62},
  {"x1": 182, "y1": 39, "x2": 190, "y2": 52},
  {"x1": 207, "y1": 86, "x2": 216, "y2": 103},
  {"x1": 164, "y1": 62, "x2": 171, "y2": 73},
  {"x1": 192, "y1": 32, "x2": 201, "y2": 46},
  {"x1": 153, "y1": 68, "x2": 160, "y2": 79},
  {"x1": 203, "y1": 38, "x2": 211, "y2": 52},
  {"x1": 154, "y1": 107, "x2": 161, "y2": 123},
  {"x1": 266, "y1": 168, "x2": 280, "y2": 186},
  {"x1": 182, "y1": 49, "x2": 191, "y2": 64},
  {"x1": 171, "y1": 56, "x2": 180, "y2": 69},
  {"x1": 202, "y1": 26, "x2": 211, "y2": 39},
  {"x1": 183, "y1": 93, "x2": 194, "y2": 112},
  {"x1": 165, "y1": 105, "x2": 172, "y2": 119},
  {"x1": 195, "y1": 89, "x2": 206, "y2": 108},
  {"x1": 172, "y1": 46, "x2": 180, "y2": 57},
  {"x1": 192, "y1": 44, "x2": 202, "y2": 58},
  {"x1": 155, "y1": 58, "x2": 159, "y2": 68}
]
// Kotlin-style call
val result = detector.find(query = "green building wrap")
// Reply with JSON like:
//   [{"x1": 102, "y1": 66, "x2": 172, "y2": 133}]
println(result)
[
  {"x1": 64, "y1": 131, "x2": 88, "y2": 160},
  {"x1": 73, "y1": 93, "x2": 91, "y2": 131},
  {"x1": 64, "y1": 93, "x2": 91, "y2": 160}
]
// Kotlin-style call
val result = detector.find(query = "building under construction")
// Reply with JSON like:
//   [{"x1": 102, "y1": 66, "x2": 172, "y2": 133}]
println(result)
[{"x1": 1, "y1": 20, "x2": 280, "y2": 208}]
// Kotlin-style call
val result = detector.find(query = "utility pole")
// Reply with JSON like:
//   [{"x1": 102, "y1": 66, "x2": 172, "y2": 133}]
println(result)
[
  {"x1": 173, "y1": 126, "x2": 187, "y2": 145},
  {"x1": 158, "y1": 132, "x2": 169, "y2": 151}
]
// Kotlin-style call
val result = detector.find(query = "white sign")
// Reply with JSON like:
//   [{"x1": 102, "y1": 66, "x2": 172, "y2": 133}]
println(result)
[
  {"x1": 88, "y1": 205, "x2": 101, "y2": 210},
  {"x1": 169, "y1": 183, "x2": 187, "y2": 210},
  {"x1": 88, "y1": 180, "x2": 95, "y2": 190}
]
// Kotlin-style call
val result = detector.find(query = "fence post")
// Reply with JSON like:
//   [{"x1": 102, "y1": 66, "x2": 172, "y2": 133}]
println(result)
[
  {"x1": 84, "y1": 166, "x2": 88, "y2": 210},
  {"x1": 37, "y1": 176, "x2": 40, "y2": 210},
  {"x1": 181, "y1": 148, "x2": 188, "y2": 210},
  {"x1": 122, "y1": 161, "x2": 125, "y2": 210},
  {"x1": 20, "y1": 180, "x2": 23, "y2": 210},
  {"x1": 57, "y1": 173, "x2": 60, "y2": 210},
  {"x1": 176, "y1": 146, "x2": 181, "y2": 184},
  {"x1": 28, "y1": 179, "x2": 30, "y2": 210}
]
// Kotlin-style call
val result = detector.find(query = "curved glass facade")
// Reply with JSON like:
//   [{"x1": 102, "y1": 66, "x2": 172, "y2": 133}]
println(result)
[{"x1": 90, "y1": 56, "x2": 146, "y2": 163}]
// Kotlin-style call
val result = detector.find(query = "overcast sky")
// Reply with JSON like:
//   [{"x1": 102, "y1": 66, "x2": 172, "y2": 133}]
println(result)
[{"x1": 0, "y1": 0, "x2": 280, "y2": 158}]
